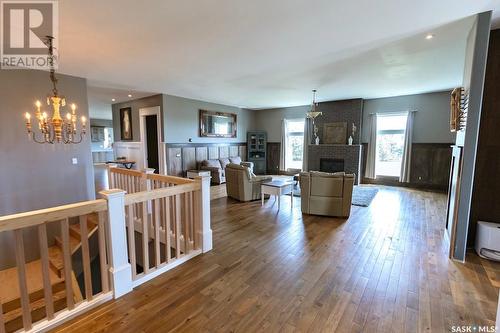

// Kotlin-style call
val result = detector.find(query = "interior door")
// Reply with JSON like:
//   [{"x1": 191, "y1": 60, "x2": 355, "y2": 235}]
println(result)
[{"x1": 145, "y1": 115, "x2": 159, "y2": 173}]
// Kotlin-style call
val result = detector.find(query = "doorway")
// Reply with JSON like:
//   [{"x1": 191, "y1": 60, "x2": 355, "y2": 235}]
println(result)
[
  {"x1": 145, "y1": 115, "x2": 159, "y2": 173},
  {"x1": 139, "y1": 106, "x2": 165, "y2": 174}
]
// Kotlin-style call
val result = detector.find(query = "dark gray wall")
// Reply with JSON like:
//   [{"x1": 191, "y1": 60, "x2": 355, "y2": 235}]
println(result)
[
  {"x1": 162, "y1": 94, "x2": 255, "y2": 143},
  {"x1": 0, "y1": 70, "x2": 94, "y2": 267},
  {"x1": 362, "y1": 91, "x2": 456, "y2": 143},
  {"x1": 112, "y1": 94, "x2": 163, "y2": 142}
]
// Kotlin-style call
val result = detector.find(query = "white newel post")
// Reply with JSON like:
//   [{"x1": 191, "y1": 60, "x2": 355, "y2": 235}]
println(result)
[
  {"x1": 196, "y1": 175, "x2": 212, "y2": 252},
  {"x1": 99, "y1": 189, "x2": 133, "y2": 298}
]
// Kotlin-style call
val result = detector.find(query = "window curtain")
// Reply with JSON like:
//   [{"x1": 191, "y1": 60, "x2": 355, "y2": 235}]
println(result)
[
  {"x1": 365, "y1": 114, "x2": 377, "y2": 179},
  {"x1": 279, "y1": 119, "x2": 287, "y2": 170},
  {"x1": 400, "y1": 111, "x2": 414, "y2": 182},
  {"x1": 302, "y1": 118, "x2": 312, "y2": 171}
]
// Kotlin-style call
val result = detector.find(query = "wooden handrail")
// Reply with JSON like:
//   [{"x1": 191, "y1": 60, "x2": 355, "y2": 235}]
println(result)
[
  {"x1": 124, "y1": 182, "x2": 200, "y2": 205},
  {"x1": 146, "y1": 173, "x2": 194, "y2": 185},
  {"x1": 108, "y1": 167, "x2": 143, "y2": 177},
  {"x1": 0, "y1": 200, "x2": 107, "y2": 232}
]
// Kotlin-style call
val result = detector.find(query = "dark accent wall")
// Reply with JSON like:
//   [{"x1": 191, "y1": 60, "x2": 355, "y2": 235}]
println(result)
[
  {"x1": 112, "y1": 94, "x2": 164, "y2": 142},
  {"x1": 469, "y1": 29, "x2": 500, "y2": 246},
  {"x1": 315, "y1": 99, "x2": 363, "y2": 144}
]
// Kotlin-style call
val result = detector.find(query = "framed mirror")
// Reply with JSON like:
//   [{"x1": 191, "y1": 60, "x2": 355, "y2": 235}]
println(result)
[{"x1": 199, "y1": 109, "x2": 237, "y2": 138}]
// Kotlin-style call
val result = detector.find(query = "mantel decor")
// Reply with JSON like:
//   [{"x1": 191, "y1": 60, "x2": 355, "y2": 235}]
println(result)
[
  {"x1": 199, "y1": 109, "x2": 237, "y2": 138},
  {"x1": 323, "y1": 122, "x2": 347, "y2": 144},
  {"x1": 24, "y1": 36, "x2": 86, "y2": 144}
]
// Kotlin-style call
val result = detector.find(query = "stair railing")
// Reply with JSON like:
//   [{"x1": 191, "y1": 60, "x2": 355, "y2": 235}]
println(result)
[
  {"x1": 0, "y1": 200, "x2": 111, "y2": 332},
  {"x1": 0, "y1": 170, "x2": 212, "y2": 332}
]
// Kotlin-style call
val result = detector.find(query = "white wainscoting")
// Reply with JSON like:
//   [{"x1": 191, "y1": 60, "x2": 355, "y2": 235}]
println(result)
[{"x1": 113, "y1": 142, "x2": 144, "y2": 170}]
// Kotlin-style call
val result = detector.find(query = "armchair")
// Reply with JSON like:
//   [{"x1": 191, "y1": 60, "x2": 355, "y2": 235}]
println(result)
[
  {"x1": 225, "y1": 163, "x2": 272, "y2": 201},
  {"x1": 200, "y1": 157, "x2": 253, "y2": 185},
  {"x1": 299, "y1": 171, "x2": 355, "y2": 218}
]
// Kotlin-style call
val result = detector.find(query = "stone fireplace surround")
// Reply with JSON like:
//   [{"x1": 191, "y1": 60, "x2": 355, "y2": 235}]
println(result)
[
  {"x1": 308, "y1": 144, "x2": 362, "y2": 184},
  {"x1": 306, "y1": 98, "x2": 363, "y2": 184}
]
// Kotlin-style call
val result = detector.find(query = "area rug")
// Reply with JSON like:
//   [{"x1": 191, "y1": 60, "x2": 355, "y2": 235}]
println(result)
[{"x1": 351, "y1": 186, "x2": 379, "y2": 207}]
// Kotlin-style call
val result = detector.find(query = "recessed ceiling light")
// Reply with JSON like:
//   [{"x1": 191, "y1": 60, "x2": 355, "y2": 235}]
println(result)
[
  {"x1": 128, "y1": 94, "x2": 132, "y2": 98},
  {"x1": 111, "y1": 98, "x2": 116, "y2": 102},
  {"x1": 425, "y1": 33, "x2": 434, "y2": 40}
]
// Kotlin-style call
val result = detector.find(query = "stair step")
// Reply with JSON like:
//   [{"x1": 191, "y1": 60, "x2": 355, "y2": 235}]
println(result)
[
  {"x1": 4, "y1": 283, "x2": 68, "y2": 332},
  {"x1": 68, "y1": 218, "x2": 98, "y2": 240},
  {"x1": 48, "y1": 246, "x2": 64, "y2": 275},
  {"x1": 54, "y1": 235, "x2": 82, "y2": 255}
]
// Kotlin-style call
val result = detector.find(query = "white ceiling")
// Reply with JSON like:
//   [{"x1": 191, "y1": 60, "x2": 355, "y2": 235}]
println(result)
[
  {"x1": 60, "y1": 0, "x2": 500, "y2": 109},
  {"x1": 87, "y1": 86, "x2": 155, "y2": 120}
]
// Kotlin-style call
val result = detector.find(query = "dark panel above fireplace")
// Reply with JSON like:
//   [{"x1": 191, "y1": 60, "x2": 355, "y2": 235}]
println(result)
[{"x1": 320, "y1": 158, "x2": 344, "y2": 173}]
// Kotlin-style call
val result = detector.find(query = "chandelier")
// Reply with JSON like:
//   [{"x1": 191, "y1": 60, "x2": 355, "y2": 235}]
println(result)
[
  {"x1": 306, "y1": 89, "x2": 322, "y2": 119},
  {"x1": 24, "y1": 36, "x2": 86, "y2": 144},
  {"x1": 306, "y1": 89, "x2": 322, "y2": 144}
]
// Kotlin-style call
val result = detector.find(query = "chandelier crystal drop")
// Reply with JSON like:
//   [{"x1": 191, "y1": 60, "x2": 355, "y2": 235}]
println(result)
[{"x1": 24, "y1": 36, "x2": 86, "y2": 144}]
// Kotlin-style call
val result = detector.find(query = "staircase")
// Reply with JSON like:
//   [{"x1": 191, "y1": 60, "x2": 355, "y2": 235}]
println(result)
[
  {"x1": 48, "y1": 214, "x2": 99, "y2": 278},
  {"x1": 0, "y1": 214, "x2": 99, "y2": 333}
]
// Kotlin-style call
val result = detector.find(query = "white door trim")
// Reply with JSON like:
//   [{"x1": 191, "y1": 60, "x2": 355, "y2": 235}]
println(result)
[{"x1": 139, "y1": 106, "x2": 165, "y2": 174}]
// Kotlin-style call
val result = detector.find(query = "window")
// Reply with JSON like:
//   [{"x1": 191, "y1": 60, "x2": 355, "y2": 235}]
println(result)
[
  {"x1": 375, "y1": 114, "x2": 407, "y2": 177},
  {"x1": 285, "y1": 119, "x2": 305, "y2": 170}
]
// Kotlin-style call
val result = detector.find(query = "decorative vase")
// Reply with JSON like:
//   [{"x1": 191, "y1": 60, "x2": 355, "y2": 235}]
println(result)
[
  {"x1": 348, "y1": 136, "x2": 353, "y2": 145},
  {"x1": 315, "y1": 136, "x2": 320, "y2": 145}
]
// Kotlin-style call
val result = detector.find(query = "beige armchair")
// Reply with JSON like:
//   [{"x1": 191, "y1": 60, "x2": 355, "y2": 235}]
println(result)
[
  {"x1": 225, "y1": 163, "x2": 272, "y2": 202},
  {"x1": 299, "y1": 171, "x2": 355, "y2": 218}
]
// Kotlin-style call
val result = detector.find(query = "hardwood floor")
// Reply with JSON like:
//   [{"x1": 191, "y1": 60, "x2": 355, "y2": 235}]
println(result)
[{"x1": 53, "y1": 186, "x2": 499, "y2": 332}]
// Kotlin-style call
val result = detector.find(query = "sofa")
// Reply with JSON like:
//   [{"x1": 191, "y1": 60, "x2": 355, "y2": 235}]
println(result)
[
  {"x1": 200, "y1": 156, "x2": 253, "y2": 184},
  {"x1": 299, "y1": 171, "x2": 355, "y2": 218},
  {"x1": 225, "y1": 163, "x2": 272, "y2": 201}
]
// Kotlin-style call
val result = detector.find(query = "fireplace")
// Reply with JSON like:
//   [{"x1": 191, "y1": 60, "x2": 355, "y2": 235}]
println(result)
[{"x1": 320, "y1": 158, "x2": 344, "y2": 173}]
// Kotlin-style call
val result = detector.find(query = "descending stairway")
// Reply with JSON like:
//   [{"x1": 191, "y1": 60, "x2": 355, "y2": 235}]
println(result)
[
  {"x1": 48, "y1": 214, "x2": 99, "y2": 278},
  {"x1": 0, "y1": 214, "x2": 99, "y2": 332}
]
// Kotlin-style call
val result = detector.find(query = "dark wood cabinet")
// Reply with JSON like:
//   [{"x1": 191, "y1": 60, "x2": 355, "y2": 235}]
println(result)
[{"x1": 247, "y1": 131, "x2": 267, "y2": 174}]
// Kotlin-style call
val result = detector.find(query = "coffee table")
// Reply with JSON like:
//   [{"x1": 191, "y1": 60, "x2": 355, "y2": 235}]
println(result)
[{"x1": 261, "y1": 180, "x2": 294, "y2": 210}]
